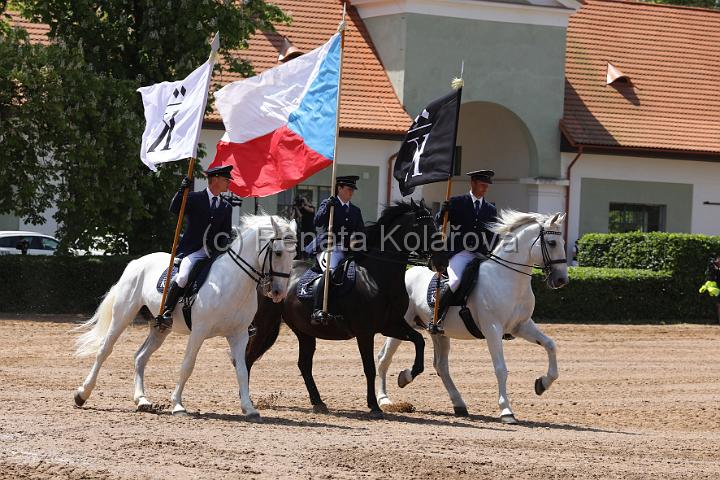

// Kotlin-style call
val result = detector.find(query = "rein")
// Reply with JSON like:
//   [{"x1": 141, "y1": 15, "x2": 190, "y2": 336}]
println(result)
[
  {"x1": 486, "y1": 225, "x2": 566, "y2": 279},
  {"x1": 226, "y1": 231, "x2": 294, "y2": 288}
]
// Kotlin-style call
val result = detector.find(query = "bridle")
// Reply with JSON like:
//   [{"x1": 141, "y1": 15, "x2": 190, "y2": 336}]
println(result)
[
  {"x1": 227, "y1": 230, "x2": 295, "y2": 295},
  {"x1": 487, "y1": 224, "x2": 566, "y2": 279}
]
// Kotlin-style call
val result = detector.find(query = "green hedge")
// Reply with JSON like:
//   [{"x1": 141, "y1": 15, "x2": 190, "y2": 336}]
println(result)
[
  {"x1": 1, "y1": 243, "x2": 717, "y2": 321},
  {"x1": 575, "y1": 232, "x2": 720, "y2": 320},
  {"x1": 0, "y1": 255, "x2": 137, "y2": 314},
  {"x1": 531, "y1": 267, "x2": 681, "y2": 322},
  {"x1": 577, "y1": 232, "x2": 720, "y2": 273}
]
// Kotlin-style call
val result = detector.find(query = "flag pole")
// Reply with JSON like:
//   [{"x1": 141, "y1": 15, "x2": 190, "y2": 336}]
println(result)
[
  {"x1": 156, "y1": 32, "x2": 219, "y2": 319},
  {"x1": 431, "y1": 68, "x2": 464, "y2": 330},
  {"x1": 158, "y1": 157, "x2": 195, "y2": 316},
  {"x1": 321, "y1": 3, "x2": 347, "y2": 317}
]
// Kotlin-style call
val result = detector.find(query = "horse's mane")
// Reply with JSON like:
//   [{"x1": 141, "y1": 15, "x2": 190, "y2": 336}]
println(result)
[
  {"x1": 376, "y1": 201, "x2": 417, "y2": 226},
  {"x1": 490, "y1": 209, "x2": 552, "y2": 236},
  {"x1": 365, "y1": 201, "x2": 418, "y2": 247}
]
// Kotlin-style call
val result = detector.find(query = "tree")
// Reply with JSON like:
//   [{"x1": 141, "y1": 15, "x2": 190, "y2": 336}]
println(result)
[
  {"x1": 1, "y1": 1, "x2": 289, "y2": 254},
  {"x1": 642, "y1": 0, "x2": 720, "y2": 8}
]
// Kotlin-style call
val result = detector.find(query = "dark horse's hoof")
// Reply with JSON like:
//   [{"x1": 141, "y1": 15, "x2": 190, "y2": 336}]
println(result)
[
  {"x1": 74, "y1": 391, "x2": 86, "y2": 407},
  {"x1": 312, "y1": 403, "x2": 329, "y2": 414},
  {"x1": 453, "y1": 406, "x2": 469, "y2": 417},
  {"x1": 534, "y1": 377, "x2": 546, "y2": 396},
  {"x1": 368, "y1": 410, "x2": 384, "y2": 420}
]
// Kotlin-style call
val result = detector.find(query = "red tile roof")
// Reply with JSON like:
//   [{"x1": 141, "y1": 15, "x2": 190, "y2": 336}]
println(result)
[
  {"x1": 562, "y1": 0, "x2": 720, "y2": 154},
  {"x1": 211, "y1": 0, "x2": 410, "y2": 135},
  {"x1": 7, "y1": 2, "x2": 411, "y2": 136},
  {"x1": 5, "y1": 10, "x2": 50, "y2": 45}
]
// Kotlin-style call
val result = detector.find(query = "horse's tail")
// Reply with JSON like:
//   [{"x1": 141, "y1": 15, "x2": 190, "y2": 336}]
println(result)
[{"x1": 74, "y1": 284, "x2": 118, "y2": 357}]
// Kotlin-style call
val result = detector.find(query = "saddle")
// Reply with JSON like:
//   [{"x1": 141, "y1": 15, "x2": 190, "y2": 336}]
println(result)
[
  {"x1": 156, "y1": 254, "x2": 223, "y2": 329},
  {"x1": 296, "y1": 259, "x2": 357, "y2": 301},
  {"x1": 427, "y1": 257, "x2": 503, "y2": 340},
  {"x1": 426, "y1": 257, "x2": 484, "y2": 309}
]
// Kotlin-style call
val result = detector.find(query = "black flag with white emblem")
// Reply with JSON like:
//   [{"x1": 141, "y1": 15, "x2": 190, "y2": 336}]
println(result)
[{"x1": 393, "y1": 88, "x2": 461, "y2": 196}]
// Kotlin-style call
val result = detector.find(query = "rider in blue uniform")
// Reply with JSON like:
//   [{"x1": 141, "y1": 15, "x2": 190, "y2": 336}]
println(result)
[
  {"x1": 156, "y1": 165, "x2": 234, "y2": 330},
  {"x1": 432, "y1": 169, "x2": 498, "y2": 334},
  {"x1": 306, "y1": 175, "x2": 365, "y2": 325}
]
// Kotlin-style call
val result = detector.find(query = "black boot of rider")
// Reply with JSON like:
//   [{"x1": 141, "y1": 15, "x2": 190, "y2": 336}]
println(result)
[
  {"x1": 429, "y1": 284, "x2": 453, "y2": 335},
  {"x1": 310, "y1": 275, "x2": 343, "y2": 325},
  {"x1": 310, "y1": 275, "x2": 328, "y2": 325},
  {"x1": 155, "y1": 280, "x2": 184, "y2": 331}
]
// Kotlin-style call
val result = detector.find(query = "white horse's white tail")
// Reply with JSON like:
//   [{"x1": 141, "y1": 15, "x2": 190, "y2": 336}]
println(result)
[{"x1": 74, "y1": 284, "x2": 117, "y2": 357}]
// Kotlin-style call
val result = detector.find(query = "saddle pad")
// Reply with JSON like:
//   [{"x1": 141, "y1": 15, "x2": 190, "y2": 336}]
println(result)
[
  {"x1": 426, "y1": 275, "x2": 464, "y2": 308},
  {"x1": 157, "y1": 265, "x2": 180, "y2": 293},
  {"x1": 155, "y1": 255, "x2": 220, "y2": 295},
  {"x1": 296, "y1": 261, "x2": 357, "y2": 300}
]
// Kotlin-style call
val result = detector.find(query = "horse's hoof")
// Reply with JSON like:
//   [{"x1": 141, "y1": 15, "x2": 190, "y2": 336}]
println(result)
[
  {"x1": 312, "y1": 403, "x2": 329, "y2": 414},
  {"x1": 500, "y1": 413, "x2": 518, "y2": 424},
  {"x1": 368, "y1": 410, "x2": 384, "y2": 420},
  {"x1": 397, "y1": 369, "x2": 413, "y2": 388},
  {"x1": 534, "y1": 377, "x2": 546, "y2": 396},
  {"x1": 246, "y1": 412, "x2": 263, "y2": 423},
  {"x1": 172, "y1": 405, "x2": 188, "y2": 416},
  {"x1": 453, "y1": 406, "x2": 469, "y2": 417},
  {"x1": 73, "y1": 391, "x2": 86, "y2": 407},
  {"x1": 136, "y1": 399, "x2": 154, "y2": 413},
  {"x1": 377, "y1": 396, "x2": 392, "y2": 407}
]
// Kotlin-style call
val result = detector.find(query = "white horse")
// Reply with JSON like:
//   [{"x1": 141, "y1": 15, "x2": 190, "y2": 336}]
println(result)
[
  {"x1": 377, "y1": 210, "x2": 569, "y2": 424},
  {"x1": 73, "y1": 215, "x2": 296, "y2": 420}
]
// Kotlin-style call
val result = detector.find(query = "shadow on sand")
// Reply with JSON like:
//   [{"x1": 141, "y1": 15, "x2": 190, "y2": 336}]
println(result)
[{"x1": 419, "y1": 409, "x2": 638, "y2": 435}]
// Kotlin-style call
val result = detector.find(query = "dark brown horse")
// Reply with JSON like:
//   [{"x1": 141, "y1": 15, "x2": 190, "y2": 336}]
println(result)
[{"x1": 245, "y1": 200, "x2": 438, "y2": 418}]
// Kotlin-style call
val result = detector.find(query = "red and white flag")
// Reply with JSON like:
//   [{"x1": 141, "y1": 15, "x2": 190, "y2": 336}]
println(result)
[{"x1": 209, "y1": 33, "x2": 341, "y2": 197}]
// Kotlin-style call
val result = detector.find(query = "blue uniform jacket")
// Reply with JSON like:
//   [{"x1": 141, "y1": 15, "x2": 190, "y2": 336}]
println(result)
[
  {"x1": 170, "y1": 189, "x2": 233, "y2": 257},
  {"x1": 436, "y1": 193, "x2": 498, "y2": 256},
  {"x1": 306, "y1": 197, "x2": 364, "y2": 254}
]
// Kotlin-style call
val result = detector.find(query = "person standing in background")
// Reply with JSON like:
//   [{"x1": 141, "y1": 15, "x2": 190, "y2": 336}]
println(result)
[{"x1": 293, "y1": 195, "x2": 316, "y2": 259}]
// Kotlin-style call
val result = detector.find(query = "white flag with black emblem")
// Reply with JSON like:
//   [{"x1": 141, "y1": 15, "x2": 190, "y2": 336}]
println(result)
[{"x1": 137, "y1": 33, "x2": 220, "y2": 171}]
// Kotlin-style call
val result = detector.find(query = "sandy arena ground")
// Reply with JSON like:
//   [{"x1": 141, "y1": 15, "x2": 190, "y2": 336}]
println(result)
[{"x1": 0, "y1": 316, "x2": 719, "y2": 479}]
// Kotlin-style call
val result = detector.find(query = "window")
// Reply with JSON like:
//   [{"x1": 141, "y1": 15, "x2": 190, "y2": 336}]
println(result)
[
  {"x1": 608, "y1": 203, "x2": 666, "y2": 233},
  {"x1": 453, "y1": 146, "x2": 462, "y2": 176},
  {"x1": 0, "y1": 236, "x2": 21, "y2": 248},
  {"x1": 40, "y1": 237, "x2": 59, "y2": 251}
]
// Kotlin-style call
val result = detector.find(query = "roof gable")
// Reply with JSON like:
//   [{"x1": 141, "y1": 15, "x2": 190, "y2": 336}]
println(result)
[{"x1": 562, "y1": 0, "x2": 720, "y2": 154}]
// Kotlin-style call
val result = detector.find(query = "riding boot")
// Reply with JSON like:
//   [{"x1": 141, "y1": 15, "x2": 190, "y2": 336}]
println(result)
[
  {"x1": 310, "y1": 274, "x2": 343, "y2": 325},
  {"x1": 429, "y1": 284, "x2": 453, "y2": 335},
  {"x1": 155, "y1": 280, "x2": 184, "y2": 331},
  {"x1": 310, "y1": 276, "x2": 329, "y2": 325}
]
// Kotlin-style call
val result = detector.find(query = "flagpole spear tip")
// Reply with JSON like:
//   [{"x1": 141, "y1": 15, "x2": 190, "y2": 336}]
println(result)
[
  {"x1": 451, "y1": 59, "x2": 464, "y2": 89},
  {"x1": 338, "y1": 2, "x2": 347, "y2": 32}
]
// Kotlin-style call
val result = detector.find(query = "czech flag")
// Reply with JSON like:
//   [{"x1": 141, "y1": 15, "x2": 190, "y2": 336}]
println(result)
[{"x1": 210, "y1": 33, "x2": 341, "y2": 197}]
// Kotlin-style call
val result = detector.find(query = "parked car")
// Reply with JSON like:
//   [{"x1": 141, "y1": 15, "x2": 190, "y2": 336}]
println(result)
[{"x1": 0, "y1": 231, "x2": 60, "y2": 256}]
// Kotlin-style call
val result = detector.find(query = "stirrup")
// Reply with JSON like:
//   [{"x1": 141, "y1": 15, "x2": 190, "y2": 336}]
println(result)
[
  {"x1": 310, "y1": 310, "x2": 342, "y2": 326},
  {"x1": 427, "y1": 321, "x2": 444, "y2": 335},
  {"x1": 153, "y1": 313, "x2": 173, "y2": 332}
]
